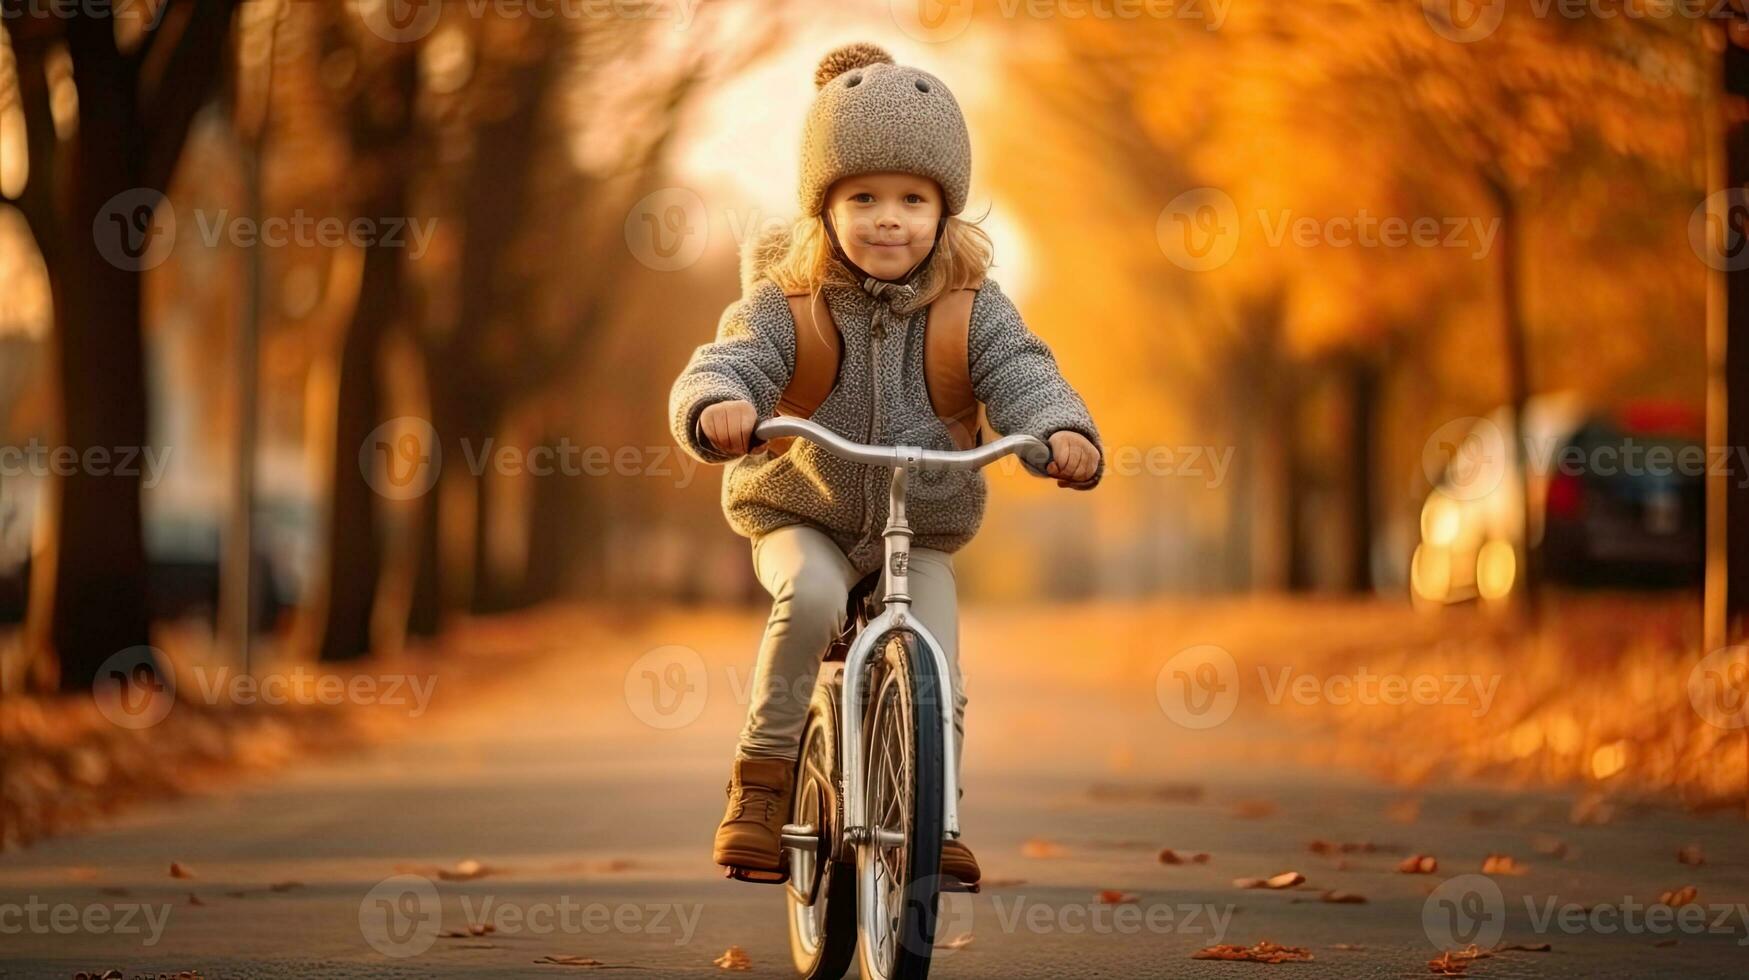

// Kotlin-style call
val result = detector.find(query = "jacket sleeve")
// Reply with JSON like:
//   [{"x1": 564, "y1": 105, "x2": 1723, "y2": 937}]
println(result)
[
  {"x1": 668, "y1": 283, "x2": 797, "y2": 464},
  {"x1": 968, "y1": 282, "x2": 1104, "y2": 490}
]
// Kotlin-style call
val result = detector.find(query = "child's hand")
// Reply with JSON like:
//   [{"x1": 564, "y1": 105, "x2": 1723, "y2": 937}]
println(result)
[
  {"x1": 699, "y1": 400, "x2": 760, "y2": 456},
  {"x1": 1046, "y1": 430, "x2": 1099, "y2": 488}
]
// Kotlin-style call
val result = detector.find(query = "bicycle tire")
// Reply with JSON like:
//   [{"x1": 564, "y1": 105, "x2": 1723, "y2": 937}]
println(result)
[
  {"x1": 788, "y1": 678, "x2": 858, "y2": 979},
  {"x1": 856, "y1": 629, "x2": 945, "y2": 980}
]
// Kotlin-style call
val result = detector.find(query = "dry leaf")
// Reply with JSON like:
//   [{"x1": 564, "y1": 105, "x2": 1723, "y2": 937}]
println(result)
[
  {"x1": 1677, "y1": 844, "x2": 1705, "y2": 867},
  {"x1": 533, "y1": 955, "x2": 604, "y2": 967},
  {"x1": 1096, "y1": 890, "x2": 1138, "y2": 904},
  {"x1": 1157, "y1": 848, "x2": 1210, "y2": 865},
  {"x1": 1398, "y1": 854, "x2": 1438, "y2": 874},
  {"x1": 169, "y1": 862, "x2": 195, "y2": 879},
  {"x1": 936, "y1": 933, "x2": 974, "y2": 950},
  {"x1": 438, "y1": 859, "x2": 498, "y2": 881},
  {"x1": 1659, "y1": 885, "x2": 1698, "y2": 908},
  {"x1": 186, "y1": 893, "x2": 205, "y2": 906},
  {"x1": 1498, "y1": 942, "x2": 1551, "y2": 952},
  {"x1": 1481, "y1": 854, "x2": 1527, "y2": 876},
  {"x1": 1235, "y1": 871, "x2": 1304, "y2": 890},
  {"x1": 1428, "y1": 944, "x2": 1491, "y2": 975},
  {"x1": 1021, "y1": 838, "x2": 1066, "y2": 859},
  {"x1": 1193, "y1": 940, "x2": 1313, "y2": 964},
  {"x1": 713, "y1": 945, "x2": 752, "y2": 971},
  {"x1": 1320, "y1": 890, "x2": 1366, "y2": 904}
]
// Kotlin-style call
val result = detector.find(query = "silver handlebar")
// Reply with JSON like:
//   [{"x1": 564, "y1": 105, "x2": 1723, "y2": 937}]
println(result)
[{"x1": 752, "y1": 416, "x2": 1052, "y2": 473}]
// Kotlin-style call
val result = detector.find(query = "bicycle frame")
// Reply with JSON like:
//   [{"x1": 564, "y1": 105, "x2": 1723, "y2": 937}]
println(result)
[{"x1": 752, "y1": 417, "x2": 1051, "y2": 848}]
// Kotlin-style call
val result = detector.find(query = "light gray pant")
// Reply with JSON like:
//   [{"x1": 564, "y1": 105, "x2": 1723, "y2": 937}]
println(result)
[{"x1": 738, "y1": 523, "x2": 966, "y2": 778}]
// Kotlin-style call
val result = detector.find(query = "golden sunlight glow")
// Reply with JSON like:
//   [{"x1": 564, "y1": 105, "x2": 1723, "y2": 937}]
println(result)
[
  {"x1": 1476, "y1": 539, "x2": 1517, "y2": 601},
  {"x1": 1410, "y1": 543, "x2": 1449, "y2": 603},
  {"x1": 1591, "y1": 740, "x2": 1628, "y2": 780},
  {"x1": 1421, "y1": 493, "x2": 1461, "y2": 548}
]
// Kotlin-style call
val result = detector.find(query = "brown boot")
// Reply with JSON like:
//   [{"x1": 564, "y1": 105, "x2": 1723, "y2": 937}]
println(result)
[
  {"x1": 941, "y1": 837, "x2": 981, "y2": 884},
  {"x1": 713, "y1": 756, "x2": 796, "y2": 883}
]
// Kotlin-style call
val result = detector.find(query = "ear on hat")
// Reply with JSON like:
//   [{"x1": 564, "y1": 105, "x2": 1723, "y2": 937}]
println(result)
[{"x1": 815, "y1": 42, "x2": 894, "y2": 89}]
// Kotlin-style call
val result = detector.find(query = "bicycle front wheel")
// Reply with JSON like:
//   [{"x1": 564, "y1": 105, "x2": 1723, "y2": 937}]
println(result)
[{"x1": 855, "y1": 630, "x2": 944, "y2": 980}]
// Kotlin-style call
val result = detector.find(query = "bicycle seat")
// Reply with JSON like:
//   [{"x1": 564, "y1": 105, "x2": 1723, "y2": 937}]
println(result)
[{"x1": 824, "y1": 569, "x2": 882, "y2": 662}]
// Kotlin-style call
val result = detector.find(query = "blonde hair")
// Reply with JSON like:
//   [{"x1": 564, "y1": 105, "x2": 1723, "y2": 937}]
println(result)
[{"x1": 767, "y1": 213, "x2": 993, "y2": 306}]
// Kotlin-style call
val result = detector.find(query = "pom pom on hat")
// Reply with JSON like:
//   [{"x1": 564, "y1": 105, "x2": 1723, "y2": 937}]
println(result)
[{"x1": 814, "y1": 42, "x2": 894, "y2": 89}]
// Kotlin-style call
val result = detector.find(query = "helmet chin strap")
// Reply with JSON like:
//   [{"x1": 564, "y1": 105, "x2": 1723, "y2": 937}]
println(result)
[{"x1": 823, "y1": 213, "x2": 947, "y2": 290}]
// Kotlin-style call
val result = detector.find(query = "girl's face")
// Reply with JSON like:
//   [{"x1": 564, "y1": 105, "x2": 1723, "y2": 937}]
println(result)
[{"x1": 823, "y1": 173, "x2": 943, "y2": 282}]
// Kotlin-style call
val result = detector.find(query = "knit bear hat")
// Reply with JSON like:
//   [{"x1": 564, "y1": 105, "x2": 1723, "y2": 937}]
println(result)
[{"x1": 799, "y1": 42, "x2": 972, "y2": 217}]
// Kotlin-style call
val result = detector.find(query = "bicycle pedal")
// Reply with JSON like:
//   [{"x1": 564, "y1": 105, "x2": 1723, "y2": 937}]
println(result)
[{"x1": 723, "y1": 865, "x2": 790, "y2": 885}]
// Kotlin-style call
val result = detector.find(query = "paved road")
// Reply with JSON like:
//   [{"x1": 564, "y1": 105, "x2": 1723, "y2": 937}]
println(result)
[{"x1": 3, "y1": 604, "x2": 1747, "y2": 978}]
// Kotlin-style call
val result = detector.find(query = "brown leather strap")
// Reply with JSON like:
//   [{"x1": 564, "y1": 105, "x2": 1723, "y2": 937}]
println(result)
[
  {"x1": 775, "y1": 286, "x2": 985, "y2": 453},
  {"x1": 926, "y1": 287, "x2": 982, "y2": 450},
  {"x1": 772, "y1": 293, "x2": 840, "y2": 455}
]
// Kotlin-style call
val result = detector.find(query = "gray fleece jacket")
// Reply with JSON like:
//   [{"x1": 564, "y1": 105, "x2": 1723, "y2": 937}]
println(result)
[{"x1": 668, "y1": 234, "x2": 1103, "y2": 575}]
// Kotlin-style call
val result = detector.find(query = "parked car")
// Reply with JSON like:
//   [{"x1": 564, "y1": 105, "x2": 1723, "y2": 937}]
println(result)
[{"x1": 1412, "y1": 394, "x2": 1703, "y2": 605}]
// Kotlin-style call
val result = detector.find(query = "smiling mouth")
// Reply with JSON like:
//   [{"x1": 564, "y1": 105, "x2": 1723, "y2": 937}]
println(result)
[{"x1": 864, "y1": 242, "x2": 910, "y2": 249}]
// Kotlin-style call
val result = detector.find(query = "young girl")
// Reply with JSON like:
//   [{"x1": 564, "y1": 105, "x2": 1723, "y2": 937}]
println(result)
[{"x1": 668, "y1": 42, "x2": 1103, "y2": 885}]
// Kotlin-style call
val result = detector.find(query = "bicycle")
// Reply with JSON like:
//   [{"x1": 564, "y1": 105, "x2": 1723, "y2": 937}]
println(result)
[{"x1": 739, "y1": 415, "x2": 1052, "y2": 980}]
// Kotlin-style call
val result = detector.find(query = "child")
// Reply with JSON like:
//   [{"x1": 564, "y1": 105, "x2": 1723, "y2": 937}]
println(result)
[{"x1": 668, "y1": 42, "x2": 1102, "y2": 885}]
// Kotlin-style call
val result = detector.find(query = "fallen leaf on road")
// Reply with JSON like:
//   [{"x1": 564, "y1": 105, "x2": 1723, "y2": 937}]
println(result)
[
  {"x1": 1234, "y1": 871, "x2": 1304, "y2": 890},
  {"x1": 1319, "y1": 890, "x2": 1366, "y2": 904},
  {"x1": 534, "y1": 955, "x2": 604, "y2": 967},
  {"x1": 1193, "y1": 940, "x2": 1313, "y2": 963},
  {"x1": 1428, "y1": 945, "x2": 1490, "y2": 975},
  {"x1": 186, "y1": 893, "x2": 205, "y2": 906},
  {"x1": 1157, "y1": 848, "x2": 1210, "y2": 865},
  {"x1": 1659, "y1": 885, "x2": 1698, "y2": 908},
  {"x1": 1498, "y1": 942, "x2": 1551, "y2": 952},
  {"x1": 1570, "y1": 794, "x2": 1614, "y2": 825},
  {"x1": 1481, "y1": 854, "x2": 1527, "y2": 876},
  {"x1": 170, "y1": 862, "x2": 195, "y2": 879},
  {"x1": 1021, "y1": 838, "x2": 1066, "y2": 859},
  {"x1": 1096, "y1": 890, "x2": 1138, "y2": 904},
  {"x1": 713, "y1": 945, "x2": 752, "y2": 970},
  {"x1": 1329, "y1": 943, "x2": 1365, "y2": 950},
  {"x1": 440, "y1": 859, "x2": 497, "y2": 881},
  {"x1": 937, "y1": 933, "x2": 974, "y2": 949},
  {"x1": 1677, "y1": 844, "x2": 1705, "y2": 866},
  {"x1": 1398, "y1": 855, "x2": 1438, "y2": 874}
]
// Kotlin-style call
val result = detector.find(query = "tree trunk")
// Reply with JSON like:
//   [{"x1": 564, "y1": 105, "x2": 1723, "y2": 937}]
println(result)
[
  {"x1": 1343, "y1": 354, "x2": 1380, "y2": 593},
  {"x1": 47, "y1": 19, "x2": 155, "y2": 691},
  {"x1": 1717, "y1": 35, "x2": 1749, "y2": 645},
  {"x1": 1488, "y1": 176, "x2": 1539, "y2": 621}
]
